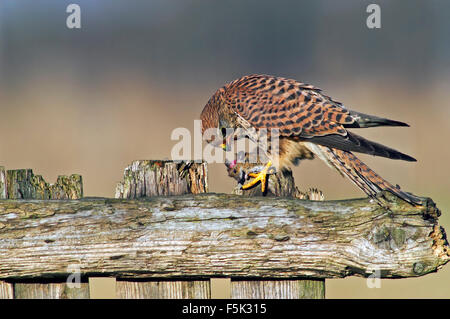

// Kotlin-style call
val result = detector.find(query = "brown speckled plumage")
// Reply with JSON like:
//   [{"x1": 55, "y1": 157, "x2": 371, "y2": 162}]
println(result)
[{"x1": 201, "y1": 74, "x2": 420, "y2": 205}]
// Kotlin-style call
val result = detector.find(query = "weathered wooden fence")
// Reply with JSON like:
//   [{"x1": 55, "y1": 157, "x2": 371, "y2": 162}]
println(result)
[{"x1": 0, "y1": 161, "x2": 448, "y2": 299}]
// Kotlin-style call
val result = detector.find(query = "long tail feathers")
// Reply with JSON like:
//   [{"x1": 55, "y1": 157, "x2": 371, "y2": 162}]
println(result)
[
  {"x1": 318, "y1": 146, "x2": 421, "y2": 205},
  {"x1": 345, "y1": 111, "x2": 410, "y2": 128},
  {"x1": 307, "y1": 132, "x2": 416, "y2": 162}
]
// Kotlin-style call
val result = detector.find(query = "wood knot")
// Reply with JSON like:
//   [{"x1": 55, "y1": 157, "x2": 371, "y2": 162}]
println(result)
[
  {"x1": 274, "y1": 235, "x2": 290, "y2": 242},
  {"x1": 413, "y1": 262, "x2": 425, "y2": 275},
  {"x1": 371, "y1": 226, "x2": 406, "y2": 250},
  {"x1": 246, "y1": 231, "x2": 257, "y2": 237}
]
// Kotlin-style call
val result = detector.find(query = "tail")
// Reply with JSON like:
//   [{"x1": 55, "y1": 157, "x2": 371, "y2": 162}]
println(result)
[
  {"x1": 307, "y1": 131, "x2": 417, "y2": 162},
  {"x1": 305, "y1": 143, "x2": 421, "y2": 205},
  {"x1": 344, "y1": 111, "x2": 410, "y2": 129}
]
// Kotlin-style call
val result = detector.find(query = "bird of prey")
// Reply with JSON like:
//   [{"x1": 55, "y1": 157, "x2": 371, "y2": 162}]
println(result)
[{"x1": 200, "y1": 74, "x2": 420, "y2": 205}]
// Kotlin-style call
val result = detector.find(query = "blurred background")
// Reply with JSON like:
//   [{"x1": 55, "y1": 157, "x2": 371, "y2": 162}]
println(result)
[{"x1": 0, "y1": 0, "x2": 449, "y2": 298}]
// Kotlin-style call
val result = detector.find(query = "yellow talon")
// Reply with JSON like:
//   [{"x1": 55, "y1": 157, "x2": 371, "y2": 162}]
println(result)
[{"x1": 241, "y1": 161, "x2": 272, "y2": 193}]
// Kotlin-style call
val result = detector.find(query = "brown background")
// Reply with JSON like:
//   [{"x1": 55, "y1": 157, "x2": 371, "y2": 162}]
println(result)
[{"x1": 0, "y1": 0, "x2": 449, "y2": 298}]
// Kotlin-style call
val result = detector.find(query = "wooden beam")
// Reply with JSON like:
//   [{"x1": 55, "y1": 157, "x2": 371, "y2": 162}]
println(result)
[{"x1": 0, "y1": 193, "x2": 447, "y2": 280}]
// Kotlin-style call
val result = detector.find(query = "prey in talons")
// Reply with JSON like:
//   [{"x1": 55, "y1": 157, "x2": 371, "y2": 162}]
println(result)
[{"x1": 226, "y1": 158, "x2": 277, "y2": 194}]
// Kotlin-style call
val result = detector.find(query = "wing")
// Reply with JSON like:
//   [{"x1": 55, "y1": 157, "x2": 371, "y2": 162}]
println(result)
[
  {"x1": 222, "y1": 74, "x2": 353, "y2": 137},
  {"x1": 222, "y1": 74, "x2": 414, "y2": 161}
]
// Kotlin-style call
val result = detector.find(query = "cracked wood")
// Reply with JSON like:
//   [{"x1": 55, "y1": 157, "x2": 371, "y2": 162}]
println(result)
[{"x1": 0, "y1": 193, "x2": 448, "y2": 280}]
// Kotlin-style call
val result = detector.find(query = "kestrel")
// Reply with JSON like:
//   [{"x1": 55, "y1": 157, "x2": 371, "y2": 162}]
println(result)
[{"x1": 200, "y1": 74, "x2": 420, "y2": 205}]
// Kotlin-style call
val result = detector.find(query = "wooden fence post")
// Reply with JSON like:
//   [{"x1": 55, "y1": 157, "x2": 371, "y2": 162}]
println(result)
[
  {"x1": 227, "y1": 164, "x2": 325, "y2": 298},
  {"x1": 0, "y1": 167, "x2": 6, "y2": 199},
  {"x1": 1, "y1": 168, "x2": 82, "y2": 200},
  {"x1": 114, "y1": 160, "x2": 213, "y2": 299},
  {"x1": 0, "y1": 167, "x2": 85, "y2": 299},
  {"x1": 0, "y1": 281, "x2": 13, "y2": 299},
  {"x1": 115, "y1": 160, "x2": 208, "y2": 198}
]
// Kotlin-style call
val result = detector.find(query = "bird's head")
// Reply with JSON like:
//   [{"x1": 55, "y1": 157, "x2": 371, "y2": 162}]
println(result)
[{"x1": 200, "y1": 96, "x2": 235, "y2": 151}]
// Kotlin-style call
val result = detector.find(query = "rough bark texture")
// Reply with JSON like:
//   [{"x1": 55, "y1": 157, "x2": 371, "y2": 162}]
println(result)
[
  {"x1": 0, "y1": 193, "x2": 447, "y2": 280},
  {"x1": 115, "y1": 279, "x2": 323, "y2": 299},
  {"x1": 115, "y1": 160, "x2": 208, "y2": 199},
  {"x1": 231, "y1": 280, "x2": 324, "y2": 299},
  {"x1": 0, "y1": 281, "x2": 13, "y2": 299},
  {"x1": 14, "y1": 283, "x2": 90, "y2": 299},
  {"x1": 0, "y1": 167, "x2": 82, "y2": 200},
  {"x1": 117, "y1": 280, "x2": 211, "y2": 299}
]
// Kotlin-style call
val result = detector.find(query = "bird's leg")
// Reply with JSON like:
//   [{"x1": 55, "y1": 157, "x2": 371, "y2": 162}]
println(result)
[{"x1": 241, "y1": 161, "x2": 276, "y2": 193}]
